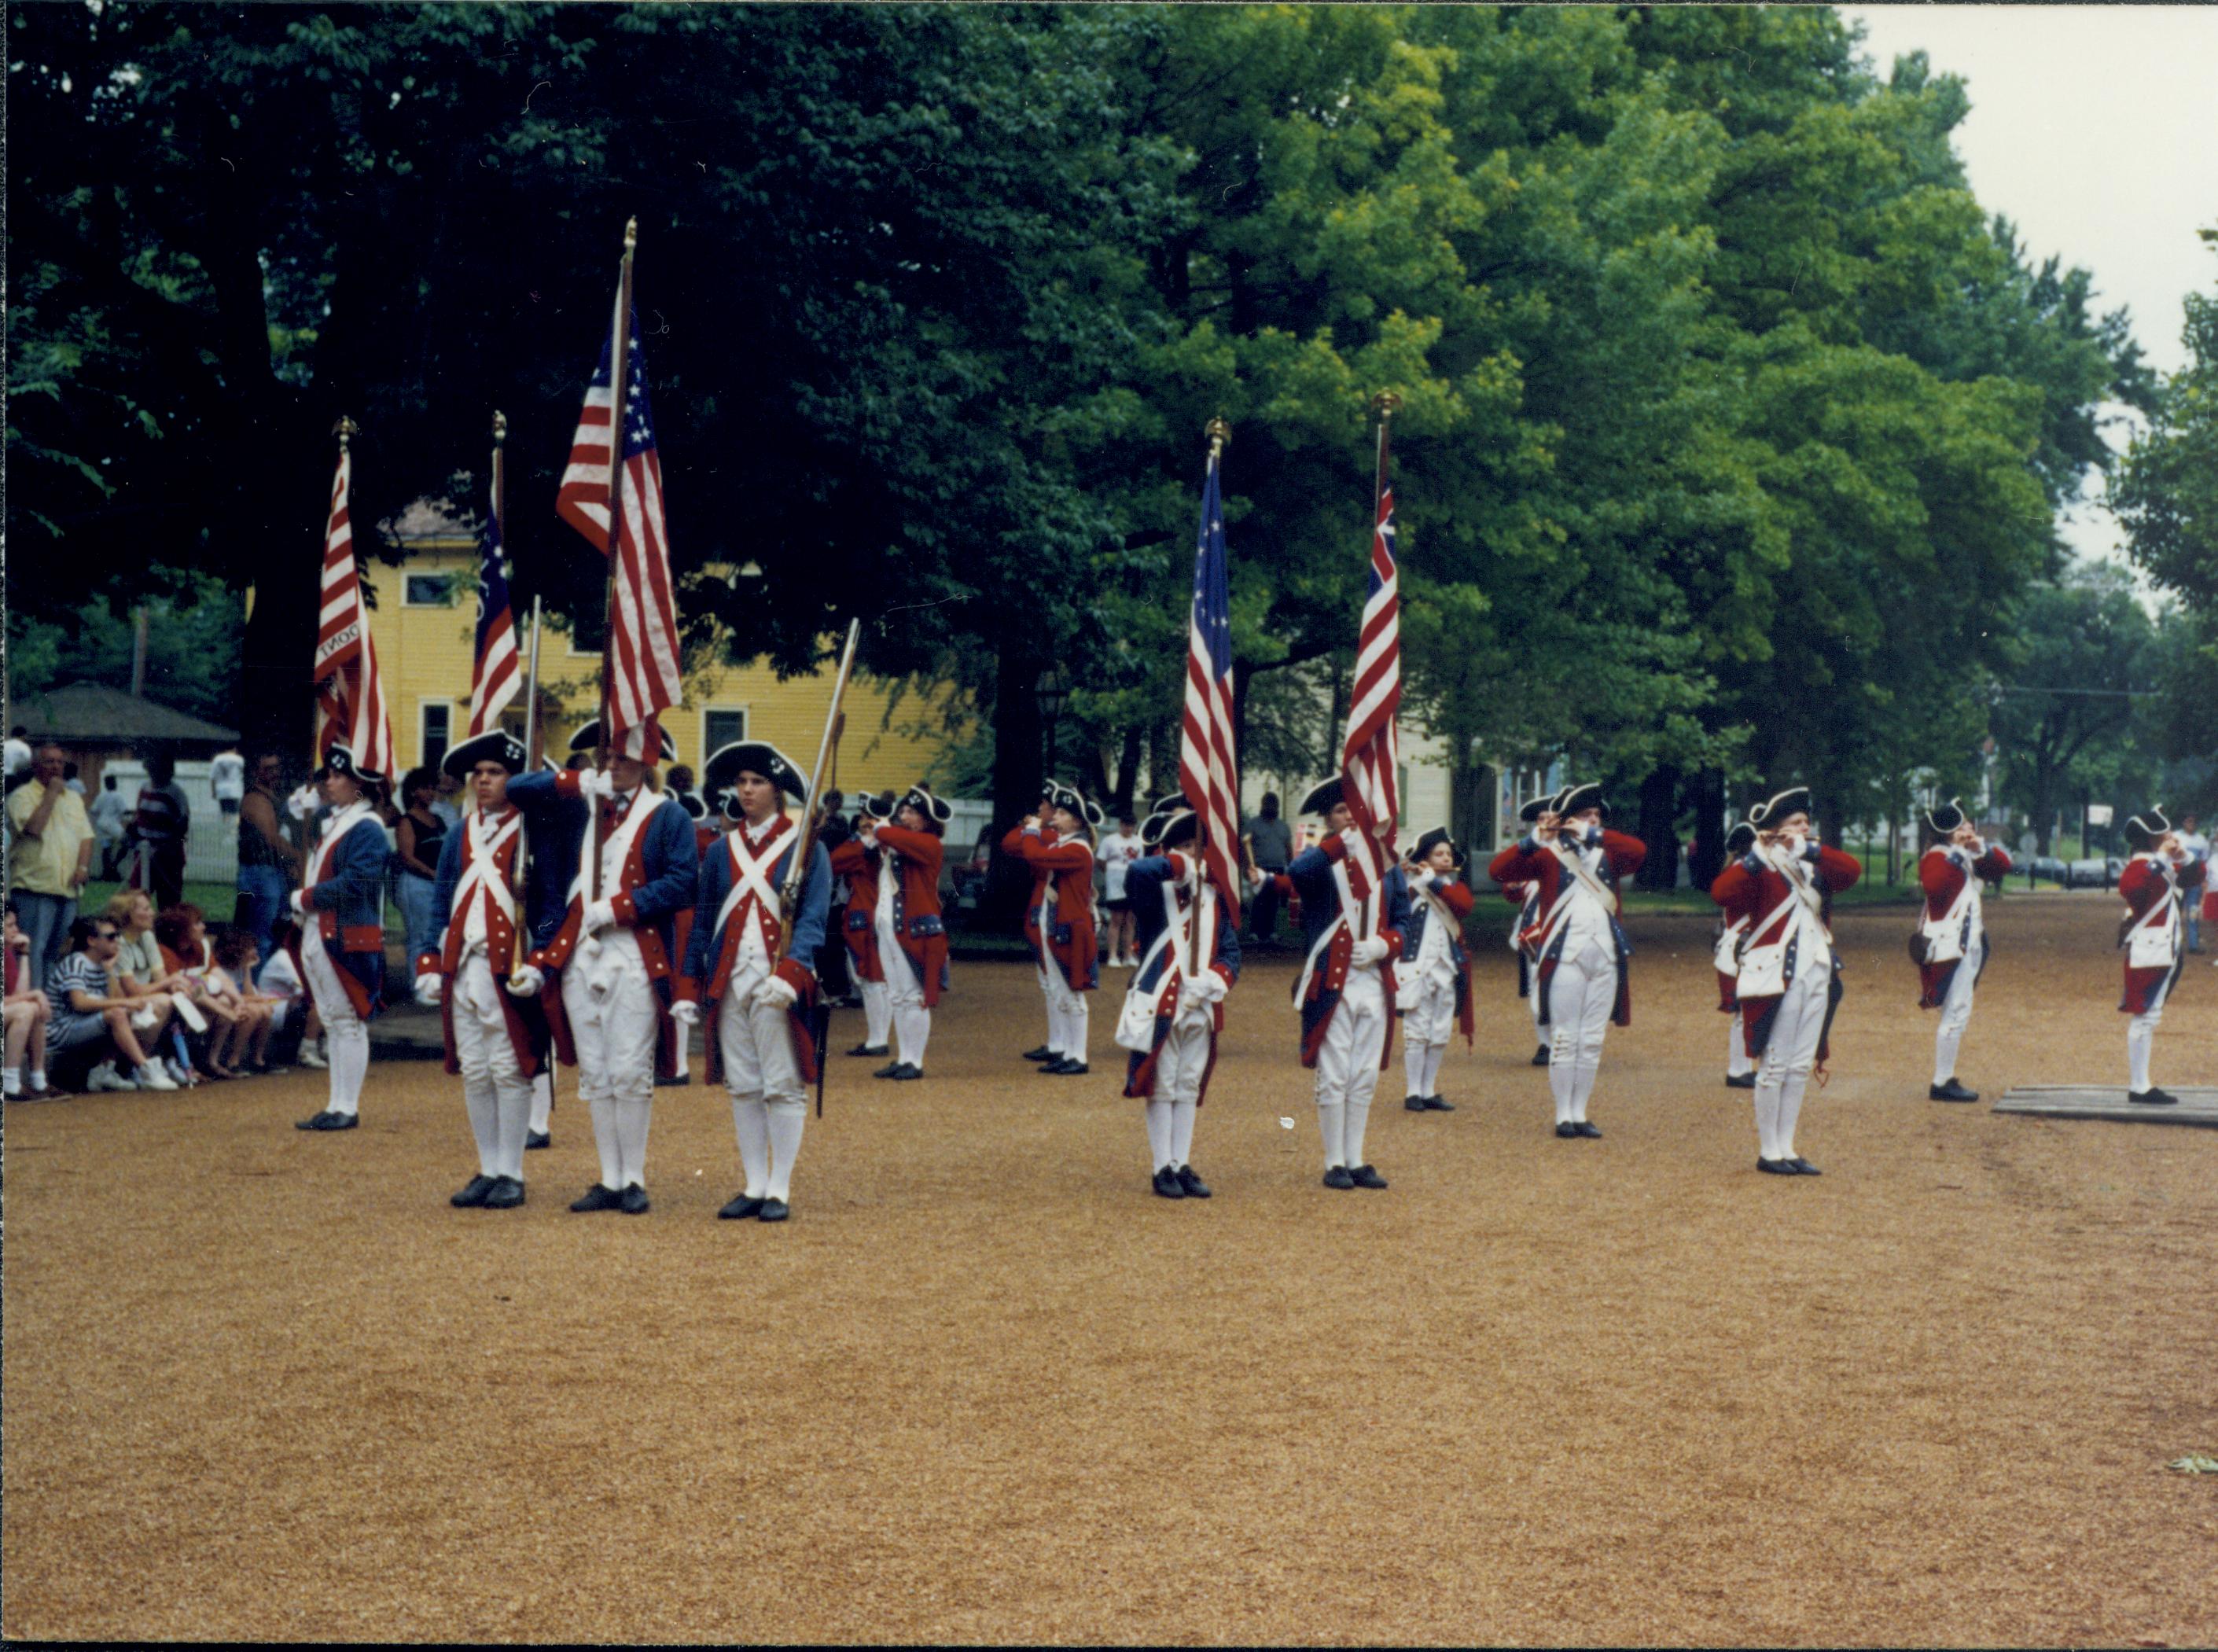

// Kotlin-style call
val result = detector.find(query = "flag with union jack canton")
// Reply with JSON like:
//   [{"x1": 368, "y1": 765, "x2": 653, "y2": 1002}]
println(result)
[
  {"x1": 1178, "y1": 441, "x2": 1241, "y2": 925},
  {"x1": 556, "y1": 290, "x2": 683, "y2": 763},
  {"x1": 467, "y1": 464, "x2": 522, "y2": 736},
  {"x1": 1338, "y1": 463, "x2": 1401, "y2": 878}
]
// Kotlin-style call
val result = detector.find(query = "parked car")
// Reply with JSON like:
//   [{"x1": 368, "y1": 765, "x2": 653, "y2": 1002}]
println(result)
[
  {"x1": 2065, "y1": 856, "x2": 2124, "y2": 889},
  {"x1": 2025, "y1": 855, "x2": 2069, "y2": 886}
]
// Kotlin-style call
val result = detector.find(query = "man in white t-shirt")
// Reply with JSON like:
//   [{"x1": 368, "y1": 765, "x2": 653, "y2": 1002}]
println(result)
[
  {"x1": 2176, "y1": 812, "x2": 2209, "y2": 955},
  {"x1": 209, "y1": 748, "x2": 247, "y2": 816},
  {"x1": 1096, "y1": 812, "x2": 1144, "y2": 969}
]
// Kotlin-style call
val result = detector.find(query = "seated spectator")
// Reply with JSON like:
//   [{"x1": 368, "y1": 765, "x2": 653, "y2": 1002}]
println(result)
[
  {"x1": 101, "y1": 891, "x2": 182, "y2": 1061},
  {"x1": 6, "y1": 901, "x2": 55, "y2": 1100},
  {"x1": 45, "y1": 916, "x2": 179, "y2": 1092},
  {"x1": 156, "y1": 904, "x2": 269, "y2": 1079},
  {"x1": 253, "y1": 918, "x2": 317, "y2": 1066},
  {"x1": 210, "y1": 928, "x2": 281, "y2": 1072}
]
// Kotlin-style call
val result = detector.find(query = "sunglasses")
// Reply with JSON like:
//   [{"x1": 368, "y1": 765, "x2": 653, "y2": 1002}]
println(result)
[{"x1": 93, "y1": 929, "x2": 120, "y2": 940}]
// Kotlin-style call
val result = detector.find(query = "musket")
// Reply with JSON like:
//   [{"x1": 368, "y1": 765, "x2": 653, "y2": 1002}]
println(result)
[{"x1": 778, "y1": 620, "x2": 863, "y2": 1116}]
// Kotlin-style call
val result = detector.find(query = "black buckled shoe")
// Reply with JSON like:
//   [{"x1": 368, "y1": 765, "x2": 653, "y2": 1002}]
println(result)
[
  {"x1": 2128, "y1": 1087, "x2": 2179, "y2": 1106},
  {"x1": 569, "y1": 1184, "x2": 623, "y2": 1212},
  {"x1": 719, "y1": 1192, "x2": 766, "y2": 1220},
  {"x1": 758, "y1": 1198, "x2": 789, "y2": 1222},
  {"x1": 1348, "y1": 1164, "x2": 1389, "y2": 1190},
  {"x1": 525, "y1": 1130, "x2": 552, "y2": 1150},
  {"x1": 483, "y1": 1176, "x2": 526, "y2": 1209},
  {"x1": 874, "y1": 1060, "x2": 905, "y2": 1078},
  {"x1": 1928, "y1": 1079, "x2": 1979, "y2": 1102},
  {"x1": 848, "y1": 1043, "x2": 888, "y2": 1058},
  {"x1": 1152, "y1": 1166, "x2": 1186, "y2": 1199},
  {"x1": 1175, "y1": 1164, "x2": 1212, "y2": 1199},
  {"x1": 1787, "y1": 1157, "x2": 1823, "y2": 1176},
  {"x1": 1725, "y1": 1073, "x2": 1756, "y2": 1090},
  {"x1": 1404, "y1": 1095, "x2": 1429, "y2": 1112},
  {"x1": 1321, "y1": 1166, "x2": 1355, "y2": 1190},
  {"x1": 1572, "y1": 1121, "x2": 1603, "y2": 1139},
  {"x1": 1555, "y1": 1121, "x2": 1580, "y2": 1139},
  {"x1": 1531, "y1": 1045, "x2": 1550, "y2": 1067},
  {"x1": 294, "y1": 1110, "x2": 333, "y2": 1131},
  {"x1": 1045, "y1": 1059, "x2": 1088, "y2": 1076},
  {"x1": 619, "y1": 1184, "x2": 650, "y2": 1215},
  {"x1": 1022, "y1": 1045, "x2": 1057, "y2": 1062},
  {"x1": 314, "y1": 1111, "x2": 358, "y2": 1131},
  {"x1": 887, "y1": 1063, "x2": 924, "y2": 1081},
  {"x1": 1424, "y1": 1095, "x2": 1455, "y2": 1113},
  {"x1": 451, "y1": 1174, "x2": 497, "y2": 1208},
  {"x1": 1757, "y1": 1157, "x2": 1797, "y2": 1176}
]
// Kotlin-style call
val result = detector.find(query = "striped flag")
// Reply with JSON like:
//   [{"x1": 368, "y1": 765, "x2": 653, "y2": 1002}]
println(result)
[
  {"x1": 1339, "y1": 454, "x2": 1400, "y2": 870},
  {"x1": 311, "y1": 444, "x2": 395, "y2": 775},
  {"x1": 466, "y1": 462, "x2": 522, "y2": 735},
  {"x1": 556, "y1": 285, "x2": 682, "y2": 762},
  {"x1": 1178, "y1": 440, "x2": 1241, "y2": 925}
]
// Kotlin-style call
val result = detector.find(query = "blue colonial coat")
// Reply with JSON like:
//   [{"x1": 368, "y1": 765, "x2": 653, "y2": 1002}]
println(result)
[
  {"x1": 1119, "y1": 852, "x2": 1241, "y2": 1102},
  {"x1": 301, "y1": 807, "x2": 391, "y2": 1019},
  {"x1": 1287, "y1": 833, "x2": 1410, "y2": 1069},
  {"x1": 681, "y1": 814, "x2": 833, "y2": 1084},
  {"x1": 420, "y1": 803, "x2": 576, "y2": 1077},
  {"x1": 505, "y1": 769, "x2": 697, "y2": 988}
]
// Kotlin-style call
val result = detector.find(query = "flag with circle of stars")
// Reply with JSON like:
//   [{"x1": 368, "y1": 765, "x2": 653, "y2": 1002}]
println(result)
[{"x1": 1177, "y1": 442, "x2": 1241, "y2": 925}]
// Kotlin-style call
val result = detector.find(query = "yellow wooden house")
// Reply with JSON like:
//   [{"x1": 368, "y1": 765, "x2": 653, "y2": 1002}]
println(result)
[{"x1": 365, "y1": 499, "x2": 970, "y2": 792}]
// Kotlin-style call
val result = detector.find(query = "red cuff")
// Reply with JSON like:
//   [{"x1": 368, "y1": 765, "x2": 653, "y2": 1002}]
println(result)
[
  {"x1": 414, "y1": 952, "x2": 445, "y2": 976},
  {"x1": 553, "y1": 771, "x2": 583, "y2": 800},
  {"x1": 611, "y1": 891, "x2": 638, "y2": 927},
  {"x1": 772, "y1": 958, "x2": 817, "y2": 998},
  {"x1": 1209, "y1": 960, "x2": 1235, "y2": 988}
]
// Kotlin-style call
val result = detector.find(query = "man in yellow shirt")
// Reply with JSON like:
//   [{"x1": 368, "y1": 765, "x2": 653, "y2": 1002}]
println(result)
[{"x1": 7, "y1": 745, "x2": 94, "y2": 984}]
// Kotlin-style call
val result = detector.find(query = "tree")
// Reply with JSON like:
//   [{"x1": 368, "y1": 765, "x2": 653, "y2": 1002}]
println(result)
[{"x1": 2114, "y1": 228, "x2": 2218, "y2": 618}]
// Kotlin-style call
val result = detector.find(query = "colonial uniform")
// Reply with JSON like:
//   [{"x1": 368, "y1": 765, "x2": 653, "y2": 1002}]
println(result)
[
  {"x1": 1915, "y1": 798, "x2": 2013, "y2": 1102},
  {"x1": 508, "y1": 722, "x2": 697, "y2": 1212},
  {"x1": 1287, "y1": 779, "x2": 1409, "y2": 1190},
  {"x1": 2118, "y1": 808, "x2": 2187, "y2": 1106},
  {"x1": 416, "y1": 730, "x2": 558, "y2": 1207},
  {"x1": 1009, "y1": 780, "x2": 1102, "y2": 1075},
  {"x1": 1396, "y1": 827, "x2": 1475, "y2": 1112},
  {"x1": 1504, "y1": 790, "x2": 1557, "y2": 1066},
  {"x1": 1485, "y1": 782, "x2": 1644, "y2": 1138},
  {"x1": 1712, "y1": 822, "x2": 1760, "y2": 1087},
  {"x1": 1709, "y1": 788, "x2": 1863, "y2": 1174},
  {"x1": 290, "y1": 744, "x2": 390, "y2": 1131},
  {"x1": 679, "y1": 741, "x2": 832, "y2": 1221},
  {"x1": 866, "y1": 785, "x2": 951, "y2": 1080},
  {"x1": 658, "y1": 783, "x2": 715, "y2": 1087},
  {"x1": 829, "y1": 791, "x2": 895, "y2": 1057}
]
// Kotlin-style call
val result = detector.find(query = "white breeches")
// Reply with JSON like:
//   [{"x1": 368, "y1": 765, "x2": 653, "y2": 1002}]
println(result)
[
  {"x1": 719, "y1": 960, "x2": 807, "y2": 1201},
  {"x1": 1038, "y1": 961, "x2": 1090, "y2": 1064},
  {"x1": 1315, "y1": 966, "x2": 1388, "y2": 1168},
  {"x1": 1525, "y1": 956, "x2": 1544, "y2": 1041},
  {"x1": 1933, "y1": 932, "x2": 1982, "y2": 1084},
  {"x1": 1753, "y1": 955, "x2": 1832, "y2": 1161},
  {"x1": 561, "y1": 929, "x2": 658, "y2": 1190},
  {"x1": 859, "y1": 977, "x2": 892, "y2": 1048},
  {"x1": 1402, "y1": 971, "x2": 1455, "y2": 1098},
  {"x1": 453, "y1": 954, "x2": 533, "y2": 1181},
  {"x1": 1143, "y1": 1015, "x2": 1211, "y2": 1173},
  {"x1": 300, "y1": 938, "x2": 369, "y2": 1117},
  {"x1": 1544, "y1": 936, "x2": 1616, "y2": 1124},
  {"x1": 877, "y1": 925, "x2": 931, "y2": 1069},
  {"x1": 2128, "y1": 1002, "x2": 2165, "y2": 1092},
  {"x1": 530, "y1": 1069, "x2": 553, "y2": 1134}
]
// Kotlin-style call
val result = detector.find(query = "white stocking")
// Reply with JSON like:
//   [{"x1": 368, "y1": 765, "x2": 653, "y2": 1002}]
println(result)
[
  {"x1": 1727, "y1": 1015, "x2": 1752, "y2": 1079},
  {"x1": 529, "y1": 1070, "x2": 553, "y2": 1134},
  {"x1": 733, "y1": 1096, "x2": 770, "y2": 1197},
  {"x1": 766, "y1": 1102, "x2": 805, "y2": 1201},
  {"x1": 1345, "y1": 1095, "x2": 1373, "y2": 1168},
  {"x1": 896, "y1": 1004, "x2": 931, "y2": 1070},
  {"x1": 613, "y1": 1094, "x2": 652, "y2": 1190},
  {"x1": 326, "y1": 1021, "x2": 369, "y2": 1117},
  {"x1": 2128, "y1": 1011, "x2": 2159, "y2": 1091},
  {"x1": 1316, "y1": 1100, "x2": 1347, "y2": 1170},
  {"x1": 860, "y1": 978, "x2": 892, "y2": 1048},
  {"x1": 1145, "y1": 1098, "x2": 1174, "y2": 1172},
  {"x1": 1170, "y1": 1097, "x2": 1197, "y2": 1168}
]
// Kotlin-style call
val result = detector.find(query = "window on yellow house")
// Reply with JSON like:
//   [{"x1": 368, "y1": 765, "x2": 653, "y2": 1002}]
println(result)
[{"x1": 702, "y1": 708, "x2": 748, "y2": 756}]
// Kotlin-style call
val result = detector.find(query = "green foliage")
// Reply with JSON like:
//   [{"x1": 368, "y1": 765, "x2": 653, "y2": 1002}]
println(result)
[
  {"x1": 2115, "y1": 228, "x2": 2218, "y2": 616},
  {"x1": 6, "y1": 568, "x2": 245, "y2": 724}
]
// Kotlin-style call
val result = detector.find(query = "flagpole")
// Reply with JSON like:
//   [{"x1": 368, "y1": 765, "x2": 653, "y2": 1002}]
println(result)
[
  {"x1": 590, "y1": 217, "x2": 638, "y2": 903},
  {"x1": 1188, "y1": 418, "x2": 1231, "y2": 980},
  {"x1": 1364, "y1": 391, "x2": 1402, "y2": 939}
]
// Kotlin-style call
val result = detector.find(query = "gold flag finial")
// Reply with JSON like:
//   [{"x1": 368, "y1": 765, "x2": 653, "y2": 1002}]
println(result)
[
  {"x1": 623, "y1": 215, "x2": 638, "y2": 253},
  {"x1": 1371, "y1": 391, "x2": 1403, "y2": 419},
  {"x1": 492, "y1": 410, "x2": 508, "y2": 445},
  {"x1": 332, "y1": 415, "x2": 358, "y2": 450},
  {"x1": 1205, "y1": 416, "x2": 1233, "y2": 454}
]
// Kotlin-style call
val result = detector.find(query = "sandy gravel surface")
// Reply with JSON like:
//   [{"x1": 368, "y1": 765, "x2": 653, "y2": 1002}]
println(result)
[{"x1": 4, "y1": 891, "x2": 2212, "y2": 1646}]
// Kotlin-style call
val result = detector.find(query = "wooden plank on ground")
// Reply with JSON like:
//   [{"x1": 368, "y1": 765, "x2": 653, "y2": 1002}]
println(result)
[{"x1": 1995, "y1": 1085, "x2": 2218, "y2": 1128}]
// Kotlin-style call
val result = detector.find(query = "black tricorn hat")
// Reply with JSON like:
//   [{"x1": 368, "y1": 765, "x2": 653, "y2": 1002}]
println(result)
[
  {"x1": 855, "y1": 789, "x2": 898, "y2": 823},
  {"x1": 1411, "y1": 826, "x2": 1459, "y2": 865},
  {"x1": 314, "y1": 741, "x2": 386, "y2": 788},
  {"x1": 1725, "y1": 821, "x2": 1757, "y2": 856},
  {"x1": 1925, "y1": 797, "x2": 1967, "y2": 836},
  {"x1": 676, "y1": 789, "x2": 708, "y2": 821},
  {"x1": 1043, "y1": 780, "x2": 1105, "y2": 831},
  {"x1": 1517, "y1": 787, "x2": 1563, "y2": 825},
  {"x1": 1142, "y1": 807, "x2": 1199, "y2": 852},
  {"x1": 1146, "y1": 790, "x2": 1192, "y2": 819},
  {"x1": 440, "y1": 729, "x2": 528, "y2": 782},
  {"x1": 1555, "y1": 782, "x2": 1608, "y2": 819},
  {"x1": 1298, "y1": 778, "x2": 1343, "y2": 818},
  {"x1": 2124, "y1": 804, "x2": 2171, "y2": 851},
  {"x1": 568, "y1": 719, "x2": 677, "y2": 763},
  {"x1": 898, "y1": 783, "x2": 953, "y2": 830},
  {"x1": 1748, "y1": 786, "x2": 1812, "y2": 829},
  {"x1": 703, "y1": 741, "x2": 807, "y2": 817}
]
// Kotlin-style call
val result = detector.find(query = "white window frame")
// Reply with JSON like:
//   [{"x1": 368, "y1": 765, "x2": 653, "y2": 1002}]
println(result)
[
  {"x1": 701, "y1": 707, "x2": 749, "y2": 758},
  {"x1": 419, "y1": 700, "x2": 454, "y2": 769}
]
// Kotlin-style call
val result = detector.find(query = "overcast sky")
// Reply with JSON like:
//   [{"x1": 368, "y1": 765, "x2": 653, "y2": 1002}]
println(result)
[{"x1": 1844, "y1": 5, "x2": 2218, "y2": 565}]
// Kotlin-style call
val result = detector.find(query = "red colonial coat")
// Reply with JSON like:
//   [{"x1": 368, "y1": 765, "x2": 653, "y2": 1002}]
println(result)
[
  {"x1": 1916, "y1": 841, "x2": 2012, "y2": 1008},
  {"x1": 1486, "y1": 829, "x2": 1646, "y2": 1027},
  {"x1": 828, "y1": 838, "x2": 885, "y2": 983},
  {"x1": 1004, "y1": 824, "x2": 1099, "y2": 992},
  {"x1": 1709, "y1": 844, "x2": 1863, "y2": 1059},
  {"x1": 2118, "y1": 855, "x2": 2183, "y2": 1015},
  {"x1": 872, "y1": 822, "x2": 950, "y2": 1007},
  {"x1": 1710, "y1": 868, "x2": 1762, "y2": 1013}
]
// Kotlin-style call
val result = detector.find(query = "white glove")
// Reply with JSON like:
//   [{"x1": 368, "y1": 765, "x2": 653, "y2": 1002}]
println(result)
[
  {"x1": 1178, "y1": 982, "x2": 1213, "y2": 1021},
  {"x1": 859, "y1": 828, "x2": 879, "y2": 850},
  {"x1": 1352, "y1": 935, "x2": 1390, "y2": 966},
  {"x1": 582, "y1": 899, "x2": 617, "y2": 936},
  {"x1": 668, "y1": 999, "x2": 701, "y2": 1028},
  {"x1": 506, "y1": 965, "x2": 545, "y2": 998},
  {"x1": 1189, "y1": 969, "x2": 1228, "y2": 1004},
  {"x1": 413, "y1": 972, "x2": 443, "y2": 1008},
  {"x1": 577, "y1": 767, "x2": 616, "y2": 802},
  {"x1": 752, "y1": 975, "x2": 799, "y2": 1013},
  {"x1": 289, "y1": 889, "x2": 308, "y2": 918}
]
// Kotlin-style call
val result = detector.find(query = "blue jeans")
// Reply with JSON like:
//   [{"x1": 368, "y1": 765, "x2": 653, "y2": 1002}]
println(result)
[
  {"x1": 395, "y1": 871, "x2": 440, "y2": 977},
  {"x1": 13, "y1": 890, "x2": 76, "y2": 987},
  {"x1": 236, "y1": 864, "x2": 290, "y2": 984}
]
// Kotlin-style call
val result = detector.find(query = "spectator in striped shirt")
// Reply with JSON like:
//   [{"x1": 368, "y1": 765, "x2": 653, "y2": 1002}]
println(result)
[{"x1": 45, "y1": 917, "x2": 178, "y2": 1092}]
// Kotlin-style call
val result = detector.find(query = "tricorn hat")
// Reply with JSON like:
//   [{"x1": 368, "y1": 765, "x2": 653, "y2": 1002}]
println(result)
[
  {"x1": 2124, "y1": 804, "x2": 2171, "y2": 851},
  {"x1": 703, "y1": 740, "x2": 807, "y2": 817},
  {"x1": 440, "y1": 728, "x2": 528, "y2": 782},
  {"x1": 1554, "y1": 782, "x2": 1608, "y2": 819},
  {"x1": 675, "y1": 789, "x2": 708, "y2": 821},
  {"x1": 855, "y1": 789, "x2": 898, "y2": 824},
  {"x1": 1748, "y1": 786, "x2": 1812, "y2": 829},
  {"x1": 1142, "y1": 807, "x2": 1199, "y2": 852},
  {"x1": 1043, "y1": 780, "x2": 1105, "y2": 832},
  {"x1": 1517, "y1": 788, "x2": 1563, "y2": 825},
  {"x1": 314, "y1": 741, "x2": 386, "y2": 789},
  {"x1": 898, "y1": 783, "x2": 953, "y2": 832},
  {"x1": 568, "y1": 719, "x2": 677, "y2": 763},
  {"x1": 1725, "y1": 821, "x2": 1757, "y2": 856},
  {"x1": 1298, "y1": 777, "x2": 1344, "y2": 818},
  {"x1": 1925, "y1": 797, "x2": 1967, "y2": 836},
  {"x1": 1411, "y1": 826, "x2": 1460, "y2": 866}
]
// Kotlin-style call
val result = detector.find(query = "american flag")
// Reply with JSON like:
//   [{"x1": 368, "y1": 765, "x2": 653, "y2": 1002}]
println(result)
[
  {"x1": 1339, "y1": 455, "x2": 1400, "y2": 873},
  {"x1": 466, "y1": 458, "x2": 522, "y2": 735},
  {"x1": 311, "y1": 443, "x2": 395, "y2": 775},
  {"x1": 1178, "y1": 439, "x2": 1241, "y2": 925},
  {"x1": 556, "y1": 287, "x2": 682, "y2": 762}
]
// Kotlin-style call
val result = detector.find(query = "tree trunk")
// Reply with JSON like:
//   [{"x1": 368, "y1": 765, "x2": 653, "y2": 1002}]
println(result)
[
  {"x1": 1686, "y1": 766, "x2": 1728, "y2": 889},
  {"x1": 984, "y1": 645, "x2": 1044, "y2": 927},
  {"x1": 1635, "y1": 765, "x2": 1680, "y2": 891},
  {"x1": 1109, "y1": 723, "x2": 1142, "y2": 817}
]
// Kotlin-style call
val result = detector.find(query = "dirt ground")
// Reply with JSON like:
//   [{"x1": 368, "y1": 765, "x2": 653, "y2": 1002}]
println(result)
[{"x1": 4, "y1": 891, "x2": 2213, "y2": 1646}]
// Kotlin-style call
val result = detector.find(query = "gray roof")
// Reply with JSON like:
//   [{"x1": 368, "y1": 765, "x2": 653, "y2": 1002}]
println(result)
[{"x1": 9, "y1": 683, "x2": 240, "y2": 744}]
